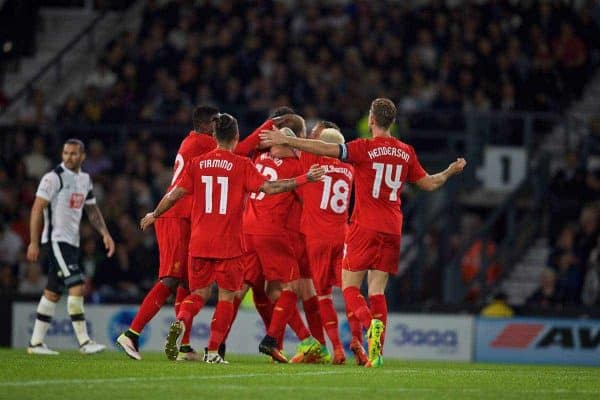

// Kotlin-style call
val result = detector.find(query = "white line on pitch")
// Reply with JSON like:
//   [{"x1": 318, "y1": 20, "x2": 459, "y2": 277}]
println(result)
[{"x1": 0, "y1": 370, "x2": 349, "y2": 388}]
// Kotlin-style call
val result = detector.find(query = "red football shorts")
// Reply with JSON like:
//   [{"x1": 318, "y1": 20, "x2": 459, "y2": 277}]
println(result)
[
  {"x1": 187, "y1": 256, "x2": 244, "y2": 292},
  {"x1": 305, "y1": 237, "x2": 343, "y2": 295},
  {"x1": 244, "y1": 234, "x2": 300, "y2": 283},
  {"x1": 343, "y1": 223, "x2": 401, "y2": 274},
  {"x1": 155, "y1": 217, "x2": 190, "y2": 279},
  {"x1": 289, "y1": 231, "x2": 312, "y2": 279}
]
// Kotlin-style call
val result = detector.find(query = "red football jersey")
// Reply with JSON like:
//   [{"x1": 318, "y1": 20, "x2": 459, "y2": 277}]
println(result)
[
  {"x1": 299, "y1": 152, "x2": 354, "y2": 238},
  {"x1": 175, "y1": 149, "x2": 266, "y2": 258},
  {"x1": 243, "y1": 152, "x2": 303, "y2": 235},
  {"x1": 341, "y1": 137, "x2": 427, "y2": 235},
  {"x1": 161, "y1": 131, "x2": 217, "y2": 218}
]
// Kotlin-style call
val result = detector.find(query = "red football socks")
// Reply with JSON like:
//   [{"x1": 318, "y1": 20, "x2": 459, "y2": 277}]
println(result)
[
  {"x1": 222, "y1": 296, "x2": 242, "y2": 343},
  {"x1": 319, "y1": 298, "x2": 342, "y2": 350},
  {"x1": 343, "y1": 286, "x2": 372, "y2": 329},
  {"x1": 369, "y1": 294, "x2": 388, "y2": 348},
  {"x1": 288, "y1": 304, "x2": 311, "y2": 341},
  {"x1": 176, "y1": 293, "x2": 205, "y2": 338},
  {"x1": 207, "y1": 301, "x2": 235, "y2": 351},
  {"x1": 303, "y1": 296, "x2": 326, "y2": 345},
  {"x1": 174, "y1": 286, "x2": 190, "y2": 317},
  {"x1": 130, "y1": 281, "x2": 172, "y2": 333},
  {"x1": 253, "y1": 285, "x2": 273, "y2": 330},
  {"x1": 175, "y1": 286, "x2": 191, "y2": 344},
  {"x1": 348, "y1": 313, "x2": 363, "y2": 342},
  {"x1": 267, "y1": 290, "x2": 297, "y2": 339}
]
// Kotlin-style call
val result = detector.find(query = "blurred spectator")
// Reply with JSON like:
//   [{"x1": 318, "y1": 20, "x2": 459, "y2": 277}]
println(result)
[
  {"x1": 17, "y1": 261, "x2": 46, "y2": 296},
  {"x1": 23, "y1": 137, "x2": 51, "y2": 179},
  {"x1": 526, "y1": 268, "x2": 561, "y2": 307},
  {"x1": 84, "y1": 140, "x2": 113, "y2": 177},
  {"x1": 0, "y1": 220, "x2": 23, "y2": 267},
  {"x1": 582, "y1": 236, "x2": 600, "y2": 306},
  {"x1": 16, "y1": 89, "x2": 52, "y2": 126},
  {"x1": 0, "y1": 264, "x2": 16, "y2": 296},
  {"x1": 86, "y1": 60, "x2": 117, "y2": 92},
  {"x1": 481, "y1": 292, "x2": 514, "y2": 318}
]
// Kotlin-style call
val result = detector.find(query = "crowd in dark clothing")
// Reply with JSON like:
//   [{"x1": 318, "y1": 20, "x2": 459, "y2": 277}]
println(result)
[
  {"x1": 3, "y1": 1, "x2": 600, "y2": 307},
  {"x1": 527, "y1": 147, "x2": 600, "y2": 308},
  {"x1": 10, "y1": 0, "x2": 600, "y2": 132}
]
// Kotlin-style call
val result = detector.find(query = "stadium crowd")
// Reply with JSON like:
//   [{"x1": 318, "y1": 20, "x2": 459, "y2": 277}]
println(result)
[
  {"x1": 9, "y1": 0, "x2": 600, "y2": 130},
  {"x1": 2, "y1": 0, "x2": 600, "y2": 310}
]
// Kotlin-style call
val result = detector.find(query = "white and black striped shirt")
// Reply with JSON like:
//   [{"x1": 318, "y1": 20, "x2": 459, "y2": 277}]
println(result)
[{"x1": 35, "y1": 163, "x2": 96, "y2": 247}]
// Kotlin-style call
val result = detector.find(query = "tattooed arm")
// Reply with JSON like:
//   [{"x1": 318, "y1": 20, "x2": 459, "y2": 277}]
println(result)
[{"x1": 85, "y1": 204, "x2": 115, "y2": 257}]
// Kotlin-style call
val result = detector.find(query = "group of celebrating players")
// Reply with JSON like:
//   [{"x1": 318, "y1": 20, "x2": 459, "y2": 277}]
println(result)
[{"x1": 115, "y1": 98, "x2": 467, "y2": 368}]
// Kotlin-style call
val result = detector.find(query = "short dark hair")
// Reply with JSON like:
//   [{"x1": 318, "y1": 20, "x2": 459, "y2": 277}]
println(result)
[
  {"x1": 317, "y1": 120, "x2": 340, "y2": 131},
  {"x1": 214, "y1": 113, "x2": 238, "y2": 143},
  {"x1": 193, "y1": 105, "x2": 219, "y2": 132},
  {"x1": 278, "y1": 114, "x2": 305, "y2": 138},
  {"x1": 270, "y1": 106, "x2": 295, "y2": 118},
  {"x1": 370, "y1": 98, "x2": 397, "y2": 130},
  {"x1": 64, "y1": 138, "x2": 85, "y2": 152}
]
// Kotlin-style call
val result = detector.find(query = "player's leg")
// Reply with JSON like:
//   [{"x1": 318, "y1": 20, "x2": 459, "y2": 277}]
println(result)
[
  {"x1": 118, "y1": 218, "x2": 188, "y2": 359},
  {"x1": 318, "y1": 290, "x2": 345, "y2": 365},
  {"x1": 293, "y1": 279, "x2": 329, "y2": 363},
  {"x1": 166, "y1": 256, "x2": 211, "y2": 361},
  {"x1": 205, "y1": 257, "x2": 244, "y2": 364},
  {"x1": 219, "y1": 284, "x2": 248, "y2": 361},
  {"x1": 49, "y1": 241, "x2": 105, "y2": 355},
  {"x1": 118, "y1": 276, "x2": 178, "y2": 359},
  {"x1": 28, "y1": 289, "x2": 60, "y2": 355},
  {"x1": 368, "y1": 270, "x2": 388, "y2": 352},
  {"x1": 294, "y1": 234, "x2": 327, "y2": 353},
  {"x1": 259, "y1": 280, "x2": 298, "y2": 363},
  {"x1": 28, "y1": 244, "x2": 61, "y2": 355}
]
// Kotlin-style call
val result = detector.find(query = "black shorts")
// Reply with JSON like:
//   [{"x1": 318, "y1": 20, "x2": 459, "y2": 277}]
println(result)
[{"x1": 41, "y1": 242, "x2": 84, "y2": 293}]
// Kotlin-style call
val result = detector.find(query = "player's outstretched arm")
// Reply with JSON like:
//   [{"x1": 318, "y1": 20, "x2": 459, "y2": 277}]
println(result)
[
  {"x1": 84, "y1": 204, "x2": 115, "y2": 257},
  {"x1": 416, "y1": 158, "x2": 467, "y2": 192},
  {"x1": 140, "y1": 187, "x2": 188, "y2": 231},
  {"x1": 260, "y1": 128, "x2": 340, "y2": 158},
  {"x1": 260, "y1": 164, "x2": 326, "y2": 195},
  {"x1": 27, "y1": 197, "x2": 49, "y2": 262}
]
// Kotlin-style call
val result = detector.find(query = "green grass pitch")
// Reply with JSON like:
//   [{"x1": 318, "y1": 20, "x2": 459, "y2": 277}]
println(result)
[{"x1": 1, "y1": 349, "x2": 599, "y2": 400}]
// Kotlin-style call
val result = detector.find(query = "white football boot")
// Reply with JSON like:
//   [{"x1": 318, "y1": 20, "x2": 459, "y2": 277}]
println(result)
[
  {"x1": 27, "y1": 343, "x2": 59, "y2": 355},
  {"x1": 80, "y1": 340, "x2": 106, "y2": 354}
]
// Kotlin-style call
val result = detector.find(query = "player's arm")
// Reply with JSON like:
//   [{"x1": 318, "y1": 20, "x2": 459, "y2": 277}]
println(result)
[
  {"x1": 140, "y1": 187, "x2": 188, "y2": 230},
  {"x1": 260, "y1": 164, "x2": 326, "y2": 195},
  {"x1": 84, "y1": 204, "x2": 115, "y2": 257},
  {"x1": 27, "y1": 196, "x2": 49, "y2": 262},
  {"x1": 415, "y1": 158, "x2": 467, "y2": 191},
  {"x1": 260, "y1": 128, "x2": 340, "y2": 158}
]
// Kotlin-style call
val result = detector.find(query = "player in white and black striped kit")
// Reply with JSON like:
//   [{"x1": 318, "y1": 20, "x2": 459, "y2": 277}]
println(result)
[{"x1": 26, "y1": 138, "x2": 116, "y2": 355}]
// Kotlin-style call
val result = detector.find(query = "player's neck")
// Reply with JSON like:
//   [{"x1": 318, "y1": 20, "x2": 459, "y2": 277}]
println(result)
[
  {"x1": 217, "y1": 144, "x2": 234, "y2": 151},
  {"x1": 371, "y1": 128, "x2": 392, "y2": 138}
]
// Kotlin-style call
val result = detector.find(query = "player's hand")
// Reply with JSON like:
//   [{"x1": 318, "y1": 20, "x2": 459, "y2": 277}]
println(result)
[
  {"x1": 140, "y1": 212, "x2": 156, "y2": 231},
  {"x1": 260, "y1": 128, "x2": 288, "y2": 147},
  {"x1": 307, "y1": 164, "x2": 327, "y2": 182},
  {"x1": 449, "y1": 158, "x2": 467, "y2": 175},
  {"x1": 27, "y1": 242, "x2": 40, "y2": 262},
  {"x1": 103, "y1": 233, "x2": 116, "y2": 258},
  {"x1": 271, "y1": 114, "x2": 294, "y2": 128}
]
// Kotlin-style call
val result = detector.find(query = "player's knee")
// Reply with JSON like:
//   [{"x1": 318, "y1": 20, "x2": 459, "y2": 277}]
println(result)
[
  {"x1": 160, "y1": 277, "x2": 180, "y2": 291},
  {"x1": 317, "y1": 287, "x2": 332, "y2": 298},
  {"x1": 43, "y1": 290, "x2": 60, "y2": 303},
  {"x1": 67, "y1": 295, "x2": 84, "y2": 315}
]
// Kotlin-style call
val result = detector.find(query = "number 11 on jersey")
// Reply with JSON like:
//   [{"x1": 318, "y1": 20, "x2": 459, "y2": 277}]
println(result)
[{"x1": 201, "y1": 176, "x2": 228, "y2": 214}]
